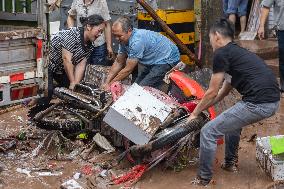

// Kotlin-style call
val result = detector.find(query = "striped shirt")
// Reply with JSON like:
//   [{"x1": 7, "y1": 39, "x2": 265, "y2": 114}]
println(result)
[{"x1": 49, "y1": 27, "x2": 94, "y2": 72}]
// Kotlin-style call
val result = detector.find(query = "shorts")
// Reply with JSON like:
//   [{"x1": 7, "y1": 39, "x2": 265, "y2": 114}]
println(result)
[{"x1": 223, "y1": 0, "x2": 248, "y2": 17}]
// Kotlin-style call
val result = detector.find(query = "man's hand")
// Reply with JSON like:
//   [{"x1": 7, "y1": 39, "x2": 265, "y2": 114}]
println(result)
[
  {"x1": 258, "y1": 26, "x2": 265, "y2": 40},
  {"x1": 49, "y1": 3, "x2": 57, "y2": 11},
  {"x1": 163, "y1": 69, "x2": 173, "y2": 84},
  {"x1": 101, "y1": 83, "x2": 111, "y2": 92},
  {"x1": 186, "y1": 113, "x2": 199, "y2": 124}
]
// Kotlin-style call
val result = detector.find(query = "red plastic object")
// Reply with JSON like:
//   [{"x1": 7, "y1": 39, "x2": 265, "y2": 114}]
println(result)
[
  {"x1": 81, "y1": 165, "x2": 93, "y2": 175},
  {"x1": 112, "y1": 164, "x2": 148, "y2": 185},
  {"x1": 170, "y1": 70, "x2": 217, "y2": 120},
  {"x1": 182, "y1": 101, "x2": 198, "y2": 113},
  {"x1": 169, "y1": 70, "x2": 205, "y2": 99},
  {"x1": 110, "y1": 81, "x2": 125, "y2": 101}
]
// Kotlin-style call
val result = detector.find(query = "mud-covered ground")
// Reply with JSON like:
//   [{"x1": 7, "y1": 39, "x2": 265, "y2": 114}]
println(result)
[{"x1": 0, "y1": 98, "x2": 283, "y2": 189}]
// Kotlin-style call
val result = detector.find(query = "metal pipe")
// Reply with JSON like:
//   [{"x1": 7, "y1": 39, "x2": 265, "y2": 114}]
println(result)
[
  {"x1": 2, "y1": 0, "x2": 5, "y2": 12},
  {"x1": 136, "y1": 0, "x2": 202, "y2": 68},
  {"x1": 12, "y1": 0, "x2": 16, "y2": 13},
  {"x1": 33, "y1": 102, "x2": 62, "y2": 121}
]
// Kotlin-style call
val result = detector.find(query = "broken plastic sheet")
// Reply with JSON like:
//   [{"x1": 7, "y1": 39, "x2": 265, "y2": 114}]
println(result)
[{"x1": 270, "y1": 136, "x2": 284, "y2": 155}]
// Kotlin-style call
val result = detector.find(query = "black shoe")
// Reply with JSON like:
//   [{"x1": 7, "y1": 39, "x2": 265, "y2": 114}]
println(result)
[
  {"x1": 221, "y1": 163, "x2": 239, "y2": 172},
  {"x1": 191, "y1": 175, "x2": 211, "y2": 186}
]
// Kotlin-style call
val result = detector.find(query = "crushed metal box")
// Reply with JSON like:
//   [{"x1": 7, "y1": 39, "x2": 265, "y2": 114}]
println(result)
[
  {"x1": 256, "y1": 135, "x2": 284, "y2": 181},
  {"x1": 103, "y1": 83, "x2": 175, "y2": 145}
]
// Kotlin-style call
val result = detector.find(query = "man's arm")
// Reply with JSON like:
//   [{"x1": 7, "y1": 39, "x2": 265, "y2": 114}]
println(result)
[
  {"x1": 258, "y1": 6, "x2": 270, "y2": 39},
  {"x1": 104, "y1": 53, "x2": 127, "y2": 85},
  {"x1": 111, "y1": 58, "x2": 138, "y2": 83},
  {"x1": 188, "y1": 72, "x2": 226, "y2": 120},
  {"x1": 62, "y1": 48, "x2": 76, "y2": 87}
]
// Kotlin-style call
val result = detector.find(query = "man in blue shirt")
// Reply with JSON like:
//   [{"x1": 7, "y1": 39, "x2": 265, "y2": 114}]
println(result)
[{"x1": 103, "y1": 16, "x2": 180, "y2": 90}]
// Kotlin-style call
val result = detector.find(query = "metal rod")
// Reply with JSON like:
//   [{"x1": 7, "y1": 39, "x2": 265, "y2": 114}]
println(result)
[
  {"x1": 12, "y1": 0, "x2": 15, "y2": 13},
  {"x1": 33, "y1": 102, "x2": 62, "y2": 121},
  {"x1": 2, "y1": 0, "x2": 5, "y2": 12},
  {"x1": 136, "y1": 0, "x2": 202, "y2": 68}
]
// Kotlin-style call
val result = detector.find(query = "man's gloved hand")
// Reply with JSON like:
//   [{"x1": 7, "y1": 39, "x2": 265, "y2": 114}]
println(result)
[
  {"x1": 163, "y1": 70, "x2": 172, "y2": 84},
  {"x1": 163, "y1": 61, "x2": 187, "y2": 84},
  {"x1": 175, "y1": 61, "x2": 187, "y2": 71}
]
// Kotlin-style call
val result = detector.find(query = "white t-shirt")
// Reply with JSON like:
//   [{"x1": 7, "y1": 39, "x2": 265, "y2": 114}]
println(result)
[{"x1": 68, "y1": 0, "x2": 111, "y2": 47}]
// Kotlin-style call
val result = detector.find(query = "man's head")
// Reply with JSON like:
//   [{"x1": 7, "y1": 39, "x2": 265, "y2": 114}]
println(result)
[
  {"x1": 81, "y1": 14, "x2": 105, "y2": 42},
  {"x1": 209, "y1": 18, "x2": 234, "y2": 51},
  {"x1": 112, "y1": 16, "x2": 133, "y2": 44}
]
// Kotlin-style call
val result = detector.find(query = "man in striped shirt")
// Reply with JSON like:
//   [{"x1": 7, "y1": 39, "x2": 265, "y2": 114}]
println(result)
[{"x1": 48, "y1": 14, "x2": 105, "y2": 100}]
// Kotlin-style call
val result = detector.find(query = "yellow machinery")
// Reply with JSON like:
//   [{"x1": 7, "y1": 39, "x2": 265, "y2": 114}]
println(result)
[{"x1": 137, "y1": 0, "x2": 196, "y2": 64}]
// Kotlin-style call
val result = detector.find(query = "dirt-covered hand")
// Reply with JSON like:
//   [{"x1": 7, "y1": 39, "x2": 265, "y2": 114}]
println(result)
[{"x1": 186, "y1": 113, "x2": 199, "y2": 124}]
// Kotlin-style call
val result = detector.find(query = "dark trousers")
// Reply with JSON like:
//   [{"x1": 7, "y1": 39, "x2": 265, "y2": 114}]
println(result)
[
  {"x1": 47, "y1": 68, "x2": 69, "y2": 100},
  {"x1": 135, "y1": 63, "x2": 172, "y2": 90},
  {"x1": 278, "y1": 30, "x2": 284, "y2": 91},
  {"x1": 59, "y1": 0, "x2": 73, "y2": 30},
  {"x1": 88, "y1": 43, "x2": 108, "y2": 66}
]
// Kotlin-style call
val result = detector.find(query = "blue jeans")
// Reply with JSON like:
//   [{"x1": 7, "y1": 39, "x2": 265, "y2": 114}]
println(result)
[
  {"x1": 223, "y1": 0, "x2": 248, "y2": 17},
  {"x1": 278, "y1": 30, "x2": 284, "y2": 91},
  {"x1": 135, "y1": 63, "x2": 172, "y2": 90},
  {"x1": 198, "y1": 100, "x2": 279, "y2": 180},
  {"x1": 88, "y1": 43, "x2": 108, "y2": 66}
]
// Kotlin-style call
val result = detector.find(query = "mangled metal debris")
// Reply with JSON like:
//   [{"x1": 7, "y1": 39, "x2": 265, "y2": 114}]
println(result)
[
  {"x1": 104, "y1": 83, "x2": 178, "y2": 145},
  {"x1": 93, "y1": 133, "x2": 115, "y2": 153}
]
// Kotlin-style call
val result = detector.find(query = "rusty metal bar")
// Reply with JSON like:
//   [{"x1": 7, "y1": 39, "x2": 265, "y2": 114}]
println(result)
[
  {"x1": 33, "y1": 102, "x2": 62, "y2": 121},
  {"x1": 136, "y1": 0, "x2": 202, "y2": 68}
]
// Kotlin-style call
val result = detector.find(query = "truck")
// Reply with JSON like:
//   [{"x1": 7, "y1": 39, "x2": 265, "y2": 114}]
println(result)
[
  {"x1": 0, "y1": 0, "x2": 48, "y2": 106},
  {"x1": 0, "y1": 0, "x2": 196, "y2": 107}
]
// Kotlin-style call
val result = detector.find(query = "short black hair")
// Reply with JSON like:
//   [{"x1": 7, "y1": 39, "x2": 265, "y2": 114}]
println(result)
[
  {"x1": 114, "y1": 16, "x2": 133, "y2": 32},
  {"x1": 209, "y1": 18, "x2": 235, "y2": 40},
  {"x1": 80, "y1": 14, "x2": 105, "y2": 27}
]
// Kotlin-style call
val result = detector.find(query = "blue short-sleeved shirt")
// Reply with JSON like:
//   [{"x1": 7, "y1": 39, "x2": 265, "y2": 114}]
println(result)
[{"x1": 118, "y1": 29, "x2": 180, "y2": 66}]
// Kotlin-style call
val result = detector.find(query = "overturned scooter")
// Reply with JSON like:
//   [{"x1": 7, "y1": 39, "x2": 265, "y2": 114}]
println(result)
[
  {"x1": 103, "y1": 70, "x2": 216, "y2": 165},
  {"x1": 30, "y1": 67, "x2": 216, "y2": 162}
]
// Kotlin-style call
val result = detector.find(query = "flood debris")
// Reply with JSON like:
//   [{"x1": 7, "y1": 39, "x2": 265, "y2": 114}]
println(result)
[
  {"x1": 61, "y1": 179, "x2": 83, "y2": 189},
  {"x1": 73, "y1": 172, "x2": 81, "y2": 180},
  {"x1": 93, "y1": 133, "x2": 115, "y2": 153},
  {"x1": 0, "y1": 139, "x2": 17, "y2": 152}
]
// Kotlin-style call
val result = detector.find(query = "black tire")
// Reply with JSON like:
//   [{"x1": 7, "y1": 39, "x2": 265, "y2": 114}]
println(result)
[
  {"x1": 152, "y1": 113, "x2": 207, "y2": 151},
  {"x1": 129, "y1": 113, "x2": 209, "y2": 155},
  {"x1": 34, "y1": 104, "x2": 85, "y2": 133}
]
